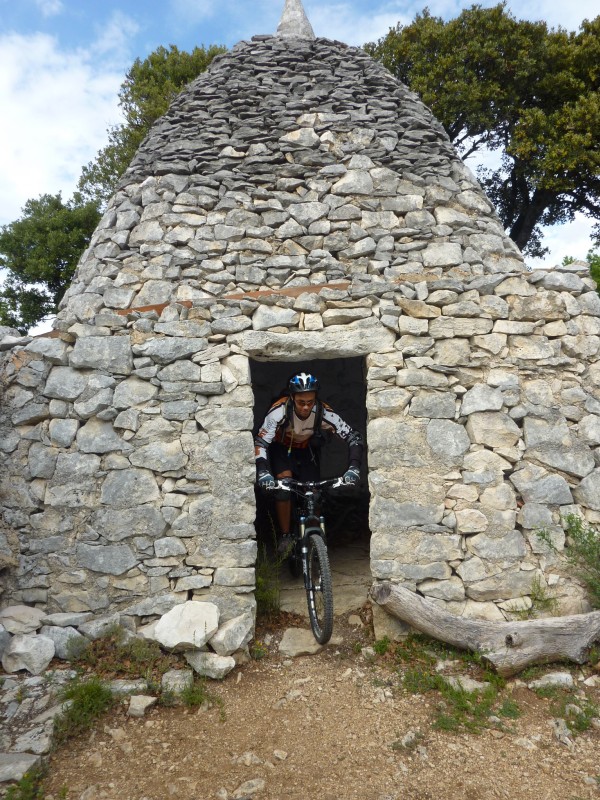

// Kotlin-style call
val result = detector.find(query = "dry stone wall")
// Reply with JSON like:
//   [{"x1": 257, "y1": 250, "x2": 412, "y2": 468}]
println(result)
[{"x1": 1, "y1": 34, "x2": 600, "y2": 629}]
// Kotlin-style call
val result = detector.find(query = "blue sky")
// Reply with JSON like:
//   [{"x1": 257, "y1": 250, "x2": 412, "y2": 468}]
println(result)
[{"x1": 0, "y1": 0, "x2": 598, "y2": 270}]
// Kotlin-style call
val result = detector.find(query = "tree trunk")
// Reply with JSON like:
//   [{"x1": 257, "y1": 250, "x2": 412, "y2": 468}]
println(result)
[
  {"x1": 371, "y1": 582, "x2": 600, "y2": 677},
  {"x1": 509, "y1": 187, "x2": 555, "y2": 252}
]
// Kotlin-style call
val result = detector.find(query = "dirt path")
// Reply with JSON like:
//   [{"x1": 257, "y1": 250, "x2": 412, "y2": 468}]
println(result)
[{"x1": 43, "y1": 618, "x2": 600, "y2": 800}]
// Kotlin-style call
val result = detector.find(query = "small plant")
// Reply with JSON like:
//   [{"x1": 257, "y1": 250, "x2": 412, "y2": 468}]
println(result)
[
  {"x1": 394, "y1": 634, "x2": 439, "y2": 666},
  {"x1": 533, "y1": 685, "x2": 598, "y2": 735},
  {"x1": 179, "y1": 679, "x2": 210, "y2": 708},
  {"x1": 15, "y1": 686, "x2": 27, "y2": 704},
  {"x1": 563, "y1": 514, "x2": 600, "y2": 608},
  {"x1": 587, "y1": 644, "x2": 600, "y2": 665},
  {"x1": 53, "y1": 676, "x2": 115, "y2": 746},
  {"x1": 4, "y1": 768, "x2": 46, "y2": 800},
  {"x1": 65, "y1": 633, "x2": 89, "y2": 662},
  {"x1": 390, "y1": 730, "x2": 424, "y2": 751},
  {"x1": 157, "y1": 689, "x2": 177, "y2": 707},
  {"x1": 250, "y1": 640, "x2": 268, "y2": 660},
  {"x1": 562, "y1": 697, "x2": 598, "y2": 734},
  {"x1": 373, "y1": 636, "x2": 391, "y2": 656},
  {"x1": 403, "y1": 666, "x2": 439, "y2": 694},
  {"x1": 509, "y1": 574, "x2": 558, "y2": 619},
  {"x1": 68, "y1": 625, "x2": 180, "y2": 682},
  {"x1": 402, "y1": 665, "x2": 509, "y2": 733},
  {"x1": 536, "y1": 517, "x2": 600, "y2": 609},
  {"x1": 255, "y1": 543, "x2": 281, "y2": 621},
  {"x1": 498, "y1": 698, "x2": 521, "y2": 719},
  {"x1": 529, "y1": 575, "x2": 558, "y2": 614}
]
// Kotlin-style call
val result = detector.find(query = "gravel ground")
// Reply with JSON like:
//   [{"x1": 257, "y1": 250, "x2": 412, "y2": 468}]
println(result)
[{"x1": 42, "y1": 616, "x2": 600, "y2": 800}]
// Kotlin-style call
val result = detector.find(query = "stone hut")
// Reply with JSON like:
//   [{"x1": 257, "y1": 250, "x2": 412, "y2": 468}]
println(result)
[{"x1": 1, "y1": 0, "x2": 600, "y2": 639}]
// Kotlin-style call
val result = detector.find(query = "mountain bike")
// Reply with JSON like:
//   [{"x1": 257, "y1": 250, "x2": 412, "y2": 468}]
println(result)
[{"x1": 270, "y1": 476, "x2": 345, "y2": 644}]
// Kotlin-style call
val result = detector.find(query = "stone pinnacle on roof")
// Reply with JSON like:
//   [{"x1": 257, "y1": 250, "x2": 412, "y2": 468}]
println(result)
[{"x1": 276, "y1": 0, "x2": 315, "y2": 39}]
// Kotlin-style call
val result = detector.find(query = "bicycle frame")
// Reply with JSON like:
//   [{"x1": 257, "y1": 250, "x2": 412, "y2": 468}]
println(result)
[
  {"x1": 273, "y1": 477, "x2": 345, "y2": 550},
  {"x1": 271, "y1": 477, "x2": 344, "y2": 643}
]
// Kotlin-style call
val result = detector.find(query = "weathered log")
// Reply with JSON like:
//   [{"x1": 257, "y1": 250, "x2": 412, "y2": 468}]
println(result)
[{"x1": 370, "y1": 581, "x2": 600, "y2": 676}]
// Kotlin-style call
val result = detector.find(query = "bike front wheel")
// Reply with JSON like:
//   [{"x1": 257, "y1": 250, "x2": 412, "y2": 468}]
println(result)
[{"x1": 306, "y1": 533, "x2": 334, "y2": 644}]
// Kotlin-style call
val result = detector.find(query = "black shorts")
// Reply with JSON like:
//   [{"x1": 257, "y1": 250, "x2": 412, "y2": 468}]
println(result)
[{"x1": 269, "y1": 442, "x2": 320, "y2": 482}]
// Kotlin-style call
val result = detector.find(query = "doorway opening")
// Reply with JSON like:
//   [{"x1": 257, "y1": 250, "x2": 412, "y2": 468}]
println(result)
[{"x1": 250, "y1": 357, "x2": 372, "y2": 617}]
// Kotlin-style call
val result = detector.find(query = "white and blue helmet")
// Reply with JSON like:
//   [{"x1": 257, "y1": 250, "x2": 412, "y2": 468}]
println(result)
[{"x1": 289, "y1": 372, "x2": 319, "y2": 394}]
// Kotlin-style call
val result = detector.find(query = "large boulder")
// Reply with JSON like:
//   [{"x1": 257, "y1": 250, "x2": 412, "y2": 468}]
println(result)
[
  {"x1": 154, "y1": 601, "x2": 219, "y2": 651},
  {"x1": 1, "y1": 634, "x2": 55, "y2": 674}
]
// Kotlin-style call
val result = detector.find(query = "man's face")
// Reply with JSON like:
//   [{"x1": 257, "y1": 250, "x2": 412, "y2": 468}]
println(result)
[{"x1": 293, "y1": 391, "x2": 316, "y2": 420}]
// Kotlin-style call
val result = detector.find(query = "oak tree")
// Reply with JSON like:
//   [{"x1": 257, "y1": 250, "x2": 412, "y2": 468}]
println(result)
[
  {"x1": 366, "y1": 5, "x2": 600, "y2": 257},
  {"x1": 0, "y1": 194, "x2": 100, "y2": 333}
]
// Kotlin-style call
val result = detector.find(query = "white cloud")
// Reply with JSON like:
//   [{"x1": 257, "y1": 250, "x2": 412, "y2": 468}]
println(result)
[
  {"x1": 91, "y1": 11, "x2": 140, "y2": 62},
  {"x1": 0, "y1": 32, "x2": 125, "y2": 226},
  {"x1": 35, "y1": 0, "x2": 64, "y2": 17}
]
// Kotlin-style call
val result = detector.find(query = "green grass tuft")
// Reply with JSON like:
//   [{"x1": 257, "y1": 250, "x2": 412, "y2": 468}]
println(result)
[
  {"x1": 498, "y1": 698, "x2": 521, "y2": 719},
  {"x1": 373, "y1": 636, "x2": 391, "y2": 656},
  {"x1": 179, "y1": 679, "x2": 210, "y2": 708},
  {"x1": 255, "y1": 542, "x2": 281, "y2": 621},
  {"x1": 53, "y1": 676, "x2": 114, "y2": 746}
]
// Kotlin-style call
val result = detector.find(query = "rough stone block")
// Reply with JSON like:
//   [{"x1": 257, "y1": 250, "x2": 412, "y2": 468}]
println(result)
[
  {"x1": 466, "y1": 412, "x2": 521, "y2": 448},
  {"x1": 1, "y1": 634, "x2": 55, "y2": 675},
  {"x1": 208, "y1": 613, "x2": 254, "y2": 656},
  {"x1": 70, "y1": 336, "x2": 133, "y2": 374},
  {"x1": 426, "y1": 419, "x2": 470, "y2": 459},
  {"x1": 154, "y1": 601, "x2": 219, "y2": 651}
]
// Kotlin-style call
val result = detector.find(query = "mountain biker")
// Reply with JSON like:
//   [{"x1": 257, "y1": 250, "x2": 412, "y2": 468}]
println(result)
[{"x1": 254, "y1": 371, "x2": 363, "y2": 554}]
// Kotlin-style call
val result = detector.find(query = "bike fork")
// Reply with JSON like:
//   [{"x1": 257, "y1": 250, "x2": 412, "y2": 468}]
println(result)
[{"x1": 300, "y1": 517, "x2": 310, "y2": 589}]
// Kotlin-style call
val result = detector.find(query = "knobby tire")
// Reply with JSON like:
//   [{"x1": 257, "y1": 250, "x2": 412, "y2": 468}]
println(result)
[{"x1": 306, "y1": 532, "x2": 334, "y2": 644}]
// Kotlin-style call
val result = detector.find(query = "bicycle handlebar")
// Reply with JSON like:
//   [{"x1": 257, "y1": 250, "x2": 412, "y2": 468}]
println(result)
[{"x1": 271, "y1": 476, "x2": 346, "y2": 492}]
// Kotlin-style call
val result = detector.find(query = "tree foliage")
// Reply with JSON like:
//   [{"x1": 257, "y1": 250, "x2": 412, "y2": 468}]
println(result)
[
  {"x1": 366, "y1": 5, "x2": 600, "y2": 257},
  {"x1": 0, "y1": 194, "x2": 100, "y2": 333},
  {"x1": 77, "y1": 44, "x2": 226, "y2": 206},
  {"x1": 590, "y1": 251, "x2": 600, "y2": 290}
]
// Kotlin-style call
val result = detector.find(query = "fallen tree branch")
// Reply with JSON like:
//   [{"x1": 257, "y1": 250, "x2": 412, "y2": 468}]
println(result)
[{"x1": 370, "y1": 581, "x2": 600, "y2": 676}]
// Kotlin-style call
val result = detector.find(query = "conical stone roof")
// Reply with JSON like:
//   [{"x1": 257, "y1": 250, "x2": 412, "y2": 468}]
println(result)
[{"x1": 57, "y1": 31, "x2": 524, "y2": 325}]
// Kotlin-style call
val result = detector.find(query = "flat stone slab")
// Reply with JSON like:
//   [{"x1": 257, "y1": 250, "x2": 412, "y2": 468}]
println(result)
[
  {"x1": 528, "y1": 672, "x2": 574, "y2": 689},
  {"x1": 444, "y1": 676, "x2": 489, "y2": 693},
  {"x1": 278, "y1": 628, "x2": 323, "y2": 657},
  {"x1": 185, "y1": 651, "x2": 236, "y2": 679},
  {"x1": 0, "y1": 752, "x2": 41, "y2": 783},
  {"x1": 128, "y1": 695, "x2": 157, "y2": 718},
  {"x1": 109, "y1": 679, "x2": 148, "y2": 696}
]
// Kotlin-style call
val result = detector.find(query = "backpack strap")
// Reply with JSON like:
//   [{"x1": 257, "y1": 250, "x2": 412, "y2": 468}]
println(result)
[
  {"x1": 314, "y1": 399, "x2": 323, "y2": 432},
  {"x1": 274, "y1": 395, "x2": 293, "y2": 439}
]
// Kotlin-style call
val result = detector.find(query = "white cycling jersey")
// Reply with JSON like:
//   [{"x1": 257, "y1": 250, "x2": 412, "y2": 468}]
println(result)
[{"x1": 254, "y1": 396, "x2": 354, "y2": 463}]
